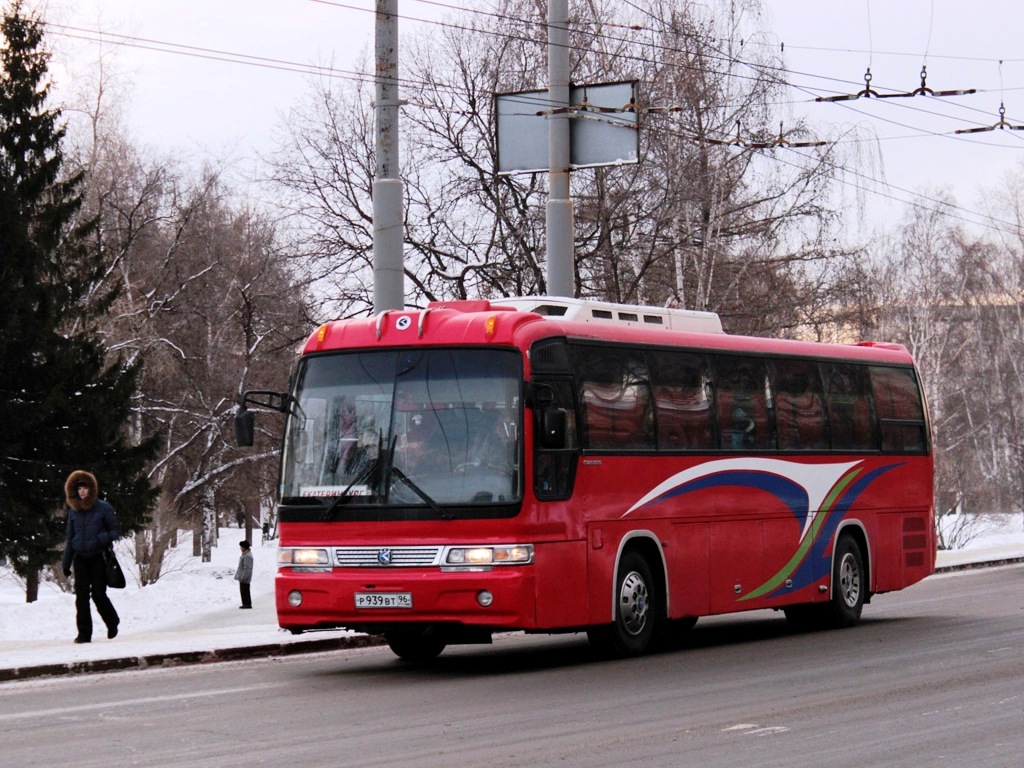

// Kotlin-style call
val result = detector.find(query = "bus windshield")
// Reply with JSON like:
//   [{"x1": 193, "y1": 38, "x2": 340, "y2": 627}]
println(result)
[{"x1": 280, "y1": 348, "x2": 522, "y2": 515}]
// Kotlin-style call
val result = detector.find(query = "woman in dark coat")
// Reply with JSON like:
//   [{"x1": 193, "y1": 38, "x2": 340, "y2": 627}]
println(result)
[{"x1": 61, "y1": 470, "x2": 120, "y2": 643}]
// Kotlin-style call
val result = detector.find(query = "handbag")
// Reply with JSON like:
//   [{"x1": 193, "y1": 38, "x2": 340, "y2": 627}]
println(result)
[{"x1": 103, "y1": 546, "x2": 127, "y2": 589}]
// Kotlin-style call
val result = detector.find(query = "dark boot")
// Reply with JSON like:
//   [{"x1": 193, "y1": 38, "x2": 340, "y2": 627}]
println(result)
[{"x1": 75, "y1": 589, "x2": 93, "y2": 642}]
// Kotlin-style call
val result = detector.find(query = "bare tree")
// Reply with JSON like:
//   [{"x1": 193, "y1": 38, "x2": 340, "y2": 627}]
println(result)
[
  {"x1": 71, "y1": 115, "x2": 308, "y2": 569},
  {"x1": 869, "y1": 192, "x2": 1016, "y2": 548},
  {"x1": 568, "y1": 0, "x2": 850, "y2": 334},
  {"x1": 269, "y1": 72, "x2": 381, "y2": 319},
  {"x1": 128, "y1": 181, "x2": 307, "y2": 563},
  {"x1": 271, "y1": 0, "x2": 852, "y2": 331},
  {"x1": 977, "y1": 166, "x2": 1024, "y2": 525}
]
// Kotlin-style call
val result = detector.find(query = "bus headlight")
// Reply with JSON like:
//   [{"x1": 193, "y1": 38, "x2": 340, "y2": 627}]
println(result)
[
  {"x1": 445, "y1": 545, "x2": 533, "y2": 565},
  {"x1": 279, "y1": 548, "x2": 332, "y2": 572}
]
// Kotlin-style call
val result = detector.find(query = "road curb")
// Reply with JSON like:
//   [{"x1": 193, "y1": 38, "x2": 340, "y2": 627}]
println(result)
[
  {"x1": 0, "y1": 633, "x2": 385, "y2": 683},
  {"x1": 3, "y1": 556, "x2": 1022, "y2": 682},
  {"x1": 933, "y1": 555, "x2": 1024, "y2": 573}
]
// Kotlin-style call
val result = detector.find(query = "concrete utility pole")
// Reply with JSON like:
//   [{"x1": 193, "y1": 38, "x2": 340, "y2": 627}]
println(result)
[
  {"x1": 372, "y1": 0, "x2": 405, "y2": 312},
  {"x1": 546, "y1": 0, "x2": 574, "y2": 297}
]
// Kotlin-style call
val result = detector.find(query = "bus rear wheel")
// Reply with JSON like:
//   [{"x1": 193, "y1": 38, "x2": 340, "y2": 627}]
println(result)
[
  {"x1": 827, "y1": 534, "x2": 866, "y2": 628},
  {"x1": 587, "y1": 551, "x2": 656, "y2": 657},
  {"x1": 784, "y1": 533, "x2": 866, "y2": 631},
  {"x1": 384, "y1": 628, "x2": 447, "y2": 662}
]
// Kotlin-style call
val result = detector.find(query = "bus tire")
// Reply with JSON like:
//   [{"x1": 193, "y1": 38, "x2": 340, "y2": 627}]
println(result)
[
  {"x1": 385, "y1": 628, "x2": 447, "y2": 662},
  {"x1": 784, "y1": 533, "x2": 866, "y2": 631},
  {"x1": 587, "y1": 551, "x2": 656, "y2": 657},
  {"x1": 826, "y1": 533, "x2": 866, "y2": 628}
]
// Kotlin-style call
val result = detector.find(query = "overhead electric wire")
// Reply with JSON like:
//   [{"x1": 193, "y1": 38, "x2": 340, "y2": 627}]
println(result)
[
  {"x1": 395, "y1": 0, "x2": 1024, "y2": 134},
  {"x1": 772, "y1": 44, "x2": 1024, "y2": 65},
  {"x1": 47, "y1": 4, "x2": 1024, "y2": 238},
  {"x1": 404, "y1": 0, "x2": 1024, "y2": 118},
  {"x1": 312, "y1": 0, "x2": 865, "y2": 105},
  {"x1": 50, "y1": 8, "x2": 1024, "y2": 144},
  {"x1": 646, "y1": 118, "x2": 1023, "y2": 237},
  {"x1": 52, "y1": 15, "x2": 988, "y2": 142},
  {"x1": 412, "y1": 0, "x2": 1024, "y2": 66},
  {"x1": 54, "y1": 14, "x2": 1024, "y2": 211},
  {"x1": 646, "y1": 104, "x2": 1024, "y2": 235},
  {"x1": 782, "y1": 144, "x2": 1022, "y2": 236},
  {"x1": 50, "y1": 3, "x2": 1024, "y2": 131},
  {"x1": 49, "y1": 22, "x2": 420, "y2": 90},
  {"x1": 406, "y1": 0, "x2": 1024, "y2": 105}
]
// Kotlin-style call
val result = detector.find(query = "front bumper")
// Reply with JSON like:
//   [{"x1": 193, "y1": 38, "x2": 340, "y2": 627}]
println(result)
[{"x1": 275, "y1": 566, "x2": 538, "y2": 633}]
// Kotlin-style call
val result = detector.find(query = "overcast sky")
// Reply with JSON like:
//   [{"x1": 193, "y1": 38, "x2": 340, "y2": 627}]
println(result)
[
  {"x1": 770, "y1": 0, "x2": 1024, "y2": 237},
  {"x1": 37, "y1": 0, "x2": 1024, "y2": 239}
]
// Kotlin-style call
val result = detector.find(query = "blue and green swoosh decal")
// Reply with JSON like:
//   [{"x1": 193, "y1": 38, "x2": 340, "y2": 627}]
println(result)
[{"x1": 624, "y1": 458, "x2": 902, "y2": 601}]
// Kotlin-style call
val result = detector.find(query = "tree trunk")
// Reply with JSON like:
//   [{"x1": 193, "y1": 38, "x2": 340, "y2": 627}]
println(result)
[
  {"x1": 245, "y1": 500, "x2": 256, "y2": 544},
  {"x1": 25, "y1": 568, "x2": 39, "y2": 603},
  {"x1": 193, "y1": 514, "x2": 202, "y2": 557},
  {"x1": 201, "y1": 487, "x2": 215, "y2": 562}
]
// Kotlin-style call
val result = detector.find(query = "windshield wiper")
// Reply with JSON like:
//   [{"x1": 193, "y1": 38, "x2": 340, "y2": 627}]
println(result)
[
  {"x1": 391, "y1": 467, "x2": 455, "y2": 520},
  {"x1": 320, "y1": 462, "x2": 376, "y2": 521},
  {"x1": 318, "y1": 434, "x2": 454, "y2": 520},
  {"x1": 321, "y1": 432, "x2": 386, "y2": 521}
]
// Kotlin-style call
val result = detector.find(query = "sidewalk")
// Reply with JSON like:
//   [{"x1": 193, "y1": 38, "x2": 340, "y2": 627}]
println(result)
[
  {"x1": 2, "y1": 543, "x2": 1021, "y2": 683},
  {"x1": 933, "y1": 541, "x2": 1024, "y2": 571},
  {"x1": 0, "y1": 593, "x2": 381, "y2": 683},
  {"x1": 0, "y1": 528, "x2": 382, "y2": 683}
]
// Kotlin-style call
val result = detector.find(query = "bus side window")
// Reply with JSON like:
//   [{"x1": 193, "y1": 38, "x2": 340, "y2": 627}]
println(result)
[
  {"x1": 648, "y1": 351, "x2": 714, "y2": 450},
  {"x1": 769, "y1": 360, "x2": 827, "y2": 451},
  {"x1": 712, "y1": 355, "x2": 772, "y2": 450},
  {"x1": 574, "y1": 347, "x2": 655, "y2": 450},
  {"x1": 823, "y1": 363, "x2": 876, "y2": 451},
  {"x1": 870, "y1": 366, "x2": 927, "y2": 453}
]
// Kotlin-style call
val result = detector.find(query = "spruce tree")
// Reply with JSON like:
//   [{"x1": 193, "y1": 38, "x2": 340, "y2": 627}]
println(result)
[{"x1": 0, "y1": 0, "x2": 157, "y2": 601}]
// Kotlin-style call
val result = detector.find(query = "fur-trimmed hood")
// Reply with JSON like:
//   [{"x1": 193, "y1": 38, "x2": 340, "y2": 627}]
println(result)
[{"x1": 65, "y1": 470, "x2": 99, "y2": 511}]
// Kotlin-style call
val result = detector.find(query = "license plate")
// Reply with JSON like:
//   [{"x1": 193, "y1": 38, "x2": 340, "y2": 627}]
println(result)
[{"x1": 355, "y1": 592, "x2": 412, "y2": 609}]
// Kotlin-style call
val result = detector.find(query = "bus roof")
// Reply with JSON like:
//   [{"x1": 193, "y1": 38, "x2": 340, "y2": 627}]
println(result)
[
  {"x1": 489, "y1": 296, "x2": 724, "y2": 334},
  {"x1": 304, "y1": 299, "x2": 913, "y2": 366}
]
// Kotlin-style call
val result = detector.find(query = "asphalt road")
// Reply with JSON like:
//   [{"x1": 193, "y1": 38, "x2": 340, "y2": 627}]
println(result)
[{"x1": 2, "y1": 565, "x2": 1022, "y2": 768}]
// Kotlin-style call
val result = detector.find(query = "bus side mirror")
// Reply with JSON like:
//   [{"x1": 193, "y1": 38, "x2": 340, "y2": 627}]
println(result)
[
  {"x1": 234, "y1": 405, "x2": 255, "y2": 447},
  {"x1": 539, "y1": 407, "x2": 567, "y2": 449}
]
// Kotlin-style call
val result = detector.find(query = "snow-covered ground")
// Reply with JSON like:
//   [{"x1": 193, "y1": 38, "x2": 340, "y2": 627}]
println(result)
[
  {"x1": 1, "y1": 516, "x2": 1022, "y2": 673},
  {"x1": 0, "y1": 527, "x2": 355, "y2": 672},
  {"x1": 934, "y1": 511, "x2": 1024, "y2": 566}
]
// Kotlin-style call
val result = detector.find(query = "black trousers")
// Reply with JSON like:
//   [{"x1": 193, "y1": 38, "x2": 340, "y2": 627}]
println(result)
[
  {"x1": 74, "y1": 553, "x2": 119, "y2": 640},
  {"x1": 239, "y1": 581, "x2": 252, "y2": 608}
]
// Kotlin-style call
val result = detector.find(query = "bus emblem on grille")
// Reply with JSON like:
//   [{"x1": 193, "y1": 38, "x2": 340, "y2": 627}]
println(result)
[{"x1": 377, "y1": 548, "x2": 393, "y2": 565}]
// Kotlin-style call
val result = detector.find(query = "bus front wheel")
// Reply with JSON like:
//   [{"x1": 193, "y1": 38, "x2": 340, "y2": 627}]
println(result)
[
  {"x1": 384, "y1": 628, "x2": 447, "y2": 662},
  {"x1": 587, "y1": 551, "x2": 656, "y2": 657}
]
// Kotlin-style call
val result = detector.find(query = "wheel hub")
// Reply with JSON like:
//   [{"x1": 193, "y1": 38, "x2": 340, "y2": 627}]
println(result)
[
  {"x1": 838, "y1": 552, "x2": 861, "y2": 607},
  {"x1": 618, "y1": 570, "x2": 649, "y2": 636}
]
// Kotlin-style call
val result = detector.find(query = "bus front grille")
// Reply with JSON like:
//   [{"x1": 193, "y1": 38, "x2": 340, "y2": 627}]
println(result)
[{"x1": 334, "y1": 546, "x2": 444, "y2": 567}]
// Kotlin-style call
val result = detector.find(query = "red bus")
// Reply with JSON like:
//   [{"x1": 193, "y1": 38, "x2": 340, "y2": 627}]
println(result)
[{"x1": 236, "y1": 297, "x2": 934, "y2": 660}]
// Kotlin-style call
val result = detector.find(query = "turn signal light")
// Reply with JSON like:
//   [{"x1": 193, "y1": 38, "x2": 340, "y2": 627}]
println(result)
[{"x1": 315, "y1": 324, "x2": 329, "y2": 347}]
